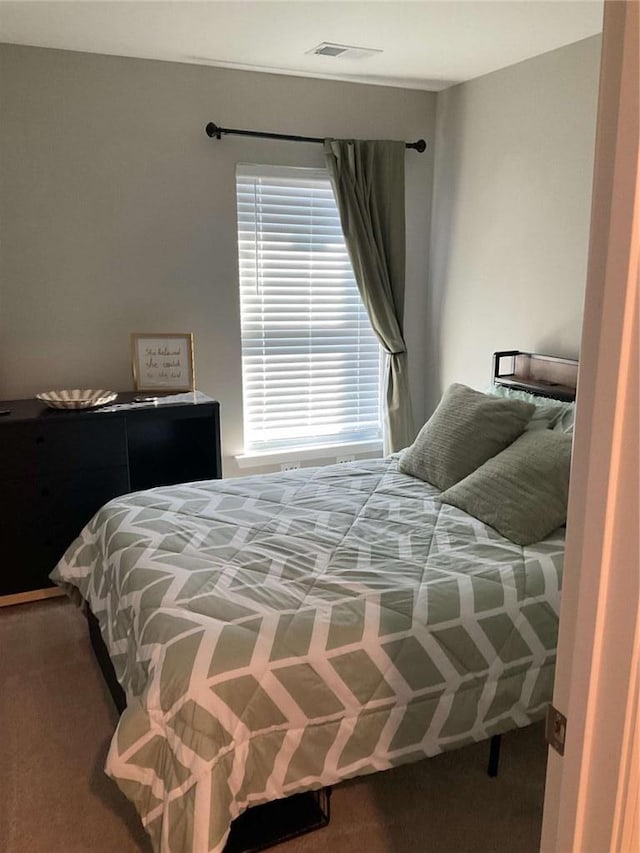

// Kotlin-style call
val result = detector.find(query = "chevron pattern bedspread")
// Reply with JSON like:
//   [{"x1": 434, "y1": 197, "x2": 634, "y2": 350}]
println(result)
[{"x1": 51, "y1": 457, "x2": 563, "y2": 852}]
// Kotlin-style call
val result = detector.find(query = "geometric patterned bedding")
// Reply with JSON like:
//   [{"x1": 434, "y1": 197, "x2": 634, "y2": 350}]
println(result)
[{"x1": 51, "y1": 456, "x2": 563, "y2": 853}]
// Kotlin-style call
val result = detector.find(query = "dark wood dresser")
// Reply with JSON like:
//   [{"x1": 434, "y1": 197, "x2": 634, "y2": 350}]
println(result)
[{"x1": 0, "y1": 392, "x2": 221, "y2": 605}]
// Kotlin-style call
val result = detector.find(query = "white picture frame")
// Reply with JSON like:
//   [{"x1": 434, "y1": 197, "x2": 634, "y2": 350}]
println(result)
[{"x1": 131, "y1": 332, "x2": 195, "y2": 392}]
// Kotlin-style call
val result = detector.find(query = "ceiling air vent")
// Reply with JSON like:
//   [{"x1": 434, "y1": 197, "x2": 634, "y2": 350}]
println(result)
[{"x1": 306, "y1": 42, "x2": 383, "y2": 60}]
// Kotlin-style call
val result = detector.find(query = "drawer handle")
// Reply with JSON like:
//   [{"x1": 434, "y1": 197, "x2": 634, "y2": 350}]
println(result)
[{"x1": 36, "y1": 435, "x2": 45, "y2": 445}]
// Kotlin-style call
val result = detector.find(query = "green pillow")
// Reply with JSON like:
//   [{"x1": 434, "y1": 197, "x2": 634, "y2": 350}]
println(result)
[
  {"x1": 398, "y1": 383, "x2": 535, "y2": 490},
  {"x1": 440, "y1": 429, "x2": 572, "y2": 546}
]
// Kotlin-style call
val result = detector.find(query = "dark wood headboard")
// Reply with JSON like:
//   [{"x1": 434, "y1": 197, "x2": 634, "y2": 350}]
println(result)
[{"x1": 492, "y1": 350, "x2": 578, "y2": 402}]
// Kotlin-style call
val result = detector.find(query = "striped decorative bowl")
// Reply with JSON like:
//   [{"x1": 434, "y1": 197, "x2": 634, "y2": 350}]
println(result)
[{"x1": 36, "y1": 390, "x2": 118, "y2": 410}]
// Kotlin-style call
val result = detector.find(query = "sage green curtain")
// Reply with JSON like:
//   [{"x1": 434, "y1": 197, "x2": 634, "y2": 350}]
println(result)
[{"x1": 324, "y1": 139, "x2": 414, "y2": 453}]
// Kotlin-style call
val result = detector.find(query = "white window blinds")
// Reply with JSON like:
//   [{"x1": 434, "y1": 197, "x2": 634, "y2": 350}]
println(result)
[{"x1": 236, "y1": 164, "x2": 382, "y2": 453}]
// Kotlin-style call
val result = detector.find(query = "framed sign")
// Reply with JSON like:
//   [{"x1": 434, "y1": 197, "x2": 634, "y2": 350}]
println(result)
[{"x1": 131, "y1": 333, "x2": 195, "y2": 392}]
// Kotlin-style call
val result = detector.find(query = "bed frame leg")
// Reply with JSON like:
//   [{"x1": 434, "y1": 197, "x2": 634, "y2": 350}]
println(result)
[{"x1": 487, "y1": 734, "x2": 501, "y2": 777}]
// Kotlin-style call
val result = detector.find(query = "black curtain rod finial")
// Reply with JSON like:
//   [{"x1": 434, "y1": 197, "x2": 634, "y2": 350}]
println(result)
[
  {"x1": 205, "y1": 121, "x2": 426, "y2": 153},
  {"x1": 205, "y1": 122, "x2": 221, "y2": 139}
]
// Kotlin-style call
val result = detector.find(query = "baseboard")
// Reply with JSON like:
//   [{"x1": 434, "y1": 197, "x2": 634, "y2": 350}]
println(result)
[{"x1": 0, "y1": 587, "x2": 65, "y2": 608}]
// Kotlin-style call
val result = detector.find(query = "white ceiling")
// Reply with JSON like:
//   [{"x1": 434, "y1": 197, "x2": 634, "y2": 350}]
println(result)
[{"x1": 0, "y1": 1, "x2": 603, "y2": 91}]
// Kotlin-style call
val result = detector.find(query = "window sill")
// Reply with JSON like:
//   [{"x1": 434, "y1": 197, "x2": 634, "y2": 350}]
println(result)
[{"x1": 235, "y1": 440, "x2": 383, "y2": 470}]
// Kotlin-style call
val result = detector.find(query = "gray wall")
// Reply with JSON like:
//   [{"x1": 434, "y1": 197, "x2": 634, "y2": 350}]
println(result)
[
  {"x1": 428, "y1": 36, "x2": 601, "y2": 413},
  {"x1": 0, "y1": 44, "x2": 435, "y2": 475}
]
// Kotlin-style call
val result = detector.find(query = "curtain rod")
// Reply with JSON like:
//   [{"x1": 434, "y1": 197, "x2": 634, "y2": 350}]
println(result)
[{"x1": 205, "y1": 122, "x2": 427, "y2": 153}]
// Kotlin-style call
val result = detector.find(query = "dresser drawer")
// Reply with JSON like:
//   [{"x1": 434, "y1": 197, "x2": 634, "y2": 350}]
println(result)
[
  {"x1": 0, "y1": 466, "x2": 130, "y2": 595},
  {"x1": 0, "y1": 536, "x2": 71, "y2": 595},
  {"x1": 0, "y1": 418, "x2": 127, "y2": 478},
  {"x1": 0, "y1": 466, "x2": 130, "y2": 536}
]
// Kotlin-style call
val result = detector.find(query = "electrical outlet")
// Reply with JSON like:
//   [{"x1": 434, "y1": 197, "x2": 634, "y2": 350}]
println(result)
[
  {"x1": 281, "y1": 461, "x2": 300, "y2": 471},
  {"x1": 336, "y1": 455, "x2": 355, "y2": 464}
]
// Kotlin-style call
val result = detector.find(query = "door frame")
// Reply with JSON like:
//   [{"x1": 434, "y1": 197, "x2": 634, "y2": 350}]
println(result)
[{"x1": 540, "y1": 1, "x2": 639, "y2": 850}]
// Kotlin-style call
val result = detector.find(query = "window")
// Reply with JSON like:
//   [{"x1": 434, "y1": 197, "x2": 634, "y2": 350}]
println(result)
[{"x1": 236, "y1": 164, "x2": 382, "y2": 454}]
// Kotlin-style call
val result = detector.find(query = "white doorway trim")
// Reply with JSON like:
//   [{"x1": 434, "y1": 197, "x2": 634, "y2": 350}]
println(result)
[{"x1": 540, "y1": 1, "x2": 639, "y2": 850}]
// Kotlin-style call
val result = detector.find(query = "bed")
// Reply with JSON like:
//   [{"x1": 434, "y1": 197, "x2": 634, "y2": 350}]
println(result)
[{"x1": 51, "y1": 351, "x2": 577, "y2": 853}]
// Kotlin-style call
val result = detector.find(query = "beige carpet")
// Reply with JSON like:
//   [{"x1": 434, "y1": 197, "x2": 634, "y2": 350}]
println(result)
[{"x1": 0, "y1": 599, "x2": 547, "y2": 853}]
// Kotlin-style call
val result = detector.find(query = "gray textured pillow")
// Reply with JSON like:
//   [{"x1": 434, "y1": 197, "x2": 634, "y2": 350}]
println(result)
[
  {"x1": 399, "y1": 383, "x2": 535, "y2": 490},
  {"x1": 440, "y1": 429, "x2": 572, "y2": 546}
]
